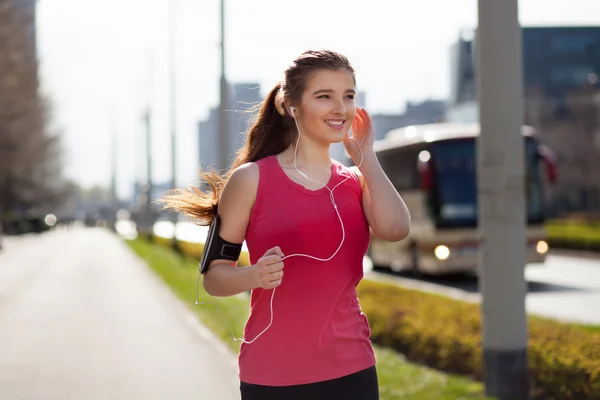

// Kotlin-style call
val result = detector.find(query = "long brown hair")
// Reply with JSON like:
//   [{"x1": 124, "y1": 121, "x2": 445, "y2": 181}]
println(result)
[{"x1": 158, "y1": 49, "x2": 355, "y2": 225}]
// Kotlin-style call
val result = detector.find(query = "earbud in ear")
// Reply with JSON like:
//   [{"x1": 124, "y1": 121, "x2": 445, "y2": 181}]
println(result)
[{"x1": 290, "y1": 106, "x2": 295, "y2": 117}]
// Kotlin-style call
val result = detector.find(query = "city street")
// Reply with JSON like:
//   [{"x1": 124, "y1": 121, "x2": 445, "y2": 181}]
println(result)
[
  {"x1": 367, "y1": 254, "x2": 600, "y2": 326},
  {"x1": 0, "y1": 228, "x2": 239, "y2": 400}
]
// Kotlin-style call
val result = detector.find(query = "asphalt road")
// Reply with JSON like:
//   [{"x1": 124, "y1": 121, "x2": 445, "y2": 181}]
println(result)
[
  {"x1": 0, "y1": 228, "x2": 240, "y2": 400},
  {"x1": 366, "y1": 254, "x2": 600, "y2": 325}
]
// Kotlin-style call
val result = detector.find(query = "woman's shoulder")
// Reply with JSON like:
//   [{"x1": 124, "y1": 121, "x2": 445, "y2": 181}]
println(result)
[
  {"x1": 219, "y1": 157, "x2": 276, "y2": 226},
  {"x1": 227, "y1": 161, "x2": 260, "y2": 190},
  {"x1": 224, "y1": 155, "x2": 275, "y2": 192},
  {"x1": 218, "y1": 162, "x2": 261, "y2": 215}
]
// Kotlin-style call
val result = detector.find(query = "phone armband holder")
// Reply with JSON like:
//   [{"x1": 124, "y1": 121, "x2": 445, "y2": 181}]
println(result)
[{"x1": 199, "y1": 213, "x2": 243, "y2": 274}]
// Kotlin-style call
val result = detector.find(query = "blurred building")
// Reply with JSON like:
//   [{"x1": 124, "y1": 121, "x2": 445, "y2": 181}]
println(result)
[
  {"x1": 446, "y1": 26, "x2": 600, "y2": 122},
  {"x1": 198, "y1": 83, "x2": 262, "y2": 171},
  {"x1": 446, "y1": 26, "x2": 600, "y2": 215}
]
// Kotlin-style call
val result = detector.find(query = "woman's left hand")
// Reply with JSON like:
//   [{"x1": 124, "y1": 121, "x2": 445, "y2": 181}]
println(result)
[{"x1": 343, "y1": 107, "x2": 375, "y2": 166}]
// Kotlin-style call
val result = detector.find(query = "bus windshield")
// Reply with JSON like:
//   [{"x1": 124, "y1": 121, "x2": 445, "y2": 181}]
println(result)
[{"x1": 431, "y1": 138, "x2": 544, "y2": 227}]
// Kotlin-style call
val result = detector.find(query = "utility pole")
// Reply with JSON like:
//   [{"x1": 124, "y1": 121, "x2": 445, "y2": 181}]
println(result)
[
  {"x1": 169, "y1": 0, "x2": 177, "y2": 192},
  {"x1": 140, "y1": 42, "x2": 155, "y2": 239},
  {"x1": 144, "y1": 109, "x2": 153, "y2": 230},
  {"x1": 476, "y1": 1, "x2": 529, "y2": 399},
  {"x1": 218, "y1": 0, "x2": 229, "y2": 171},
  {"x1": 110, "y1": 116, "x2": 117, "y2": 231},
  {"x1": 110, "y1": 118, "x2": 117, "y2": 204},
  {"x1": 167, "y1": 0, "x2": 179, "y2": 241}
]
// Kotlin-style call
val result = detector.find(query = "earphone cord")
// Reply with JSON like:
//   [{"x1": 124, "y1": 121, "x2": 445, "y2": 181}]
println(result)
[{"x1": 196, "y1": 116, "x2": 364, "y2": 344}]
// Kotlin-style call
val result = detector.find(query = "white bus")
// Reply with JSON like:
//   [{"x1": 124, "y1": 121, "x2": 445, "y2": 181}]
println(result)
[{"x1": 368, "y1": 122, "x2": 557, "y2": 276}]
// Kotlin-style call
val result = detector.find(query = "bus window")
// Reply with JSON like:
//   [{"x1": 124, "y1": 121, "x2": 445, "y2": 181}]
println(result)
[
  {"x1": 430, "y1": 138, "x2": 544, "y2": 228},
  {"x1": 376, "y1": 145, "x2": 423, "y2": 192}
]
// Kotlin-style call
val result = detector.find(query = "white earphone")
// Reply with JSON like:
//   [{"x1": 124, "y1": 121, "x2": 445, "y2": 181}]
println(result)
[{"x1": 197, "y1": 103, "x2": 364, "y2": 344}]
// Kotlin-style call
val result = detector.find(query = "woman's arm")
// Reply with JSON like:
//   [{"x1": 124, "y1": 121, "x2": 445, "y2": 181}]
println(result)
[
  {"x1": 201, "y1": 163, "x2": 260, "y2": 297},
  {"x1": 202, "y1": 162, "x2": 285, "y2": 297},
  {"x1": 344, "y1": 107, "x2": 410, "y2": 242},
  {"x1": 353, "y1": 154, "x2": 410, "y2": 242}
]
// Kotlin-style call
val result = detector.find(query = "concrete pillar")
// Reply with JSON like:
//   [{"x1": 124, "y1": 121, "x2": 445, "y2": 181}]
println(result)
[{"x1": 476, "y1": 0, "x2": 529, "y2": 399}]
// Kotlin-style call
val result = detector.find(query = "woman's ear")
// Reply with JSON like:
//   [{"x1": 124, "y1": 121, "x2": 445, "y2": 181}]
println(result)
[{"x1": 284, "y1": 101, "x2": 296, "y2": 118}]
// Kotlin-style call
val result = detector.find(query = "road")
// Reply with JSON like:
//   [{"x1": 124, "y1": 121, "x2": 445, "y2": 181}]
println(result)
[
  {"x1": 0, "y1": 228, "x2": 239, "y2": 400},
  {"x1": 366, "y1": 254, "x2": 600, "y2": 325}
]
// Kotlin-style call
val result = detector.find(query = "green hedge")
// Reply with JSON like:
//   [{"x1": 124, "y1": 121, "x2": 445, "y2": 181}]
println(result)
[
  {"x1": 546, "y1": 219, "x2": 600, "y2": 251},
  {"x1": 357, "y1": 280, "x2": 600, "y2": 400}
]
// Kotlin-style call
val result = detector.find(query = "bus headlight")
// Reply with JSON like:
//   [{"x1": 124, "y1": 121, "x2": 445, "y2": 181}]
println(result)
[
  {"x1": 536, "y1": 240, "x2": 548, "y2": 254},
  {"x1": 434, "y1": 245, "x2": 450, "y2": 260},
  {"x1": 44, "y1": 214, "x2": 57, "y2": 227}
]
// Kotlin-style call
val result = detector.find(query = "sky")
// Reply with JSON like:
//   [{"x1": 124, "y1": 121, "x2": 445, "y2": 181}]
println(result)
[{"x1": 35, "y1": 0, "x2": 600, "y2": 200}]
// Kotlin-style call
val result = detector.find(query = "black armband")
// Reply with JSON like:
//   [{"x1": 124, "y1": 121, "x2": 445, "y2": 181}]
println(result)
[{"x1": 199, "y1": 212, "x2": 243, "y2": 274}]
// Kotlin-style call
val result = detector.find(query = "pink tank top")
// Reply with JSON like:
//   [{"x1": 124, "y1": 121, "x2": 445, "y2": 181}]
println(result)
[{"x1": 239, "y1": 155, "x2": 376, "y2": 386}]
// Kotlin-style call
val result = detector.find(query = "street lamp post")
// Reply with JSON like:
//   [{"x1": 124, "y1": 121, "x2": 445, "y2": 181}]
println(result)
[
  {"x1": 169, "y1": 0, "x2": 177, "y2": 194},
  {"x1": 218, "y1": 0, "x2": 229, "y2": 172}
]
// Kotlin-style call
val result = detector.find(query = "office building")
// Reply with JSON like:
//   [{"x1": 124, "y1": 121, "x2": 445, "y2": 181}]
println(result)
[{"x1": 447, "y1": 26, "x2": 600, "y2": 122}]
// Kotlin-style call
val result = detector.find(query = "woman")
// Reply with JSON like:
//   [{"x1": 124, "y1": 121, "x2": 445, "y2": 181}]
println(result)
[{"x1": 161, "y1": 49, "x2": 410, "y2": 400}]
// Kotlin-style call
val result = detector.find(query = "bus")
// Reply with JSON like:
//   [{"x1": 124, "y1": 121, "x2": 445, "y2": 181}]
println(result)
[{"x1": 367, "y1": 122, "x2": 557, "y2": 276}]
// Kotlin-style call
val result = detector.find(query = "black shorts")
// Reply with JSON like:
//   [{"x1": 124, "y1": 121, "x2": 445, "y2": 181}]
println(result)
[{"x1": 240, "y1": 366, "x2": 379, "y2": 400}]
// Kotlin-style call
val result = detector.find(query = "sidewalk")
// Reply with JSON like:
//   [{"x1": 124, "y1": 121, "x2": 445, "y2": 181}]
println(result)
[{"x1": 0, "y1": 228, "x2": 240, "y2": 400}]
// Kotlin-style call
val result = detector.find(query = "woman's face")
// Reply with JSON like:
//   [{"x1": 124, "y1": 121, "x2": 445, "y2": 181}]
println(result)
[{"x1": 293, "y1": 69, "x2": 356, "y2": 145}]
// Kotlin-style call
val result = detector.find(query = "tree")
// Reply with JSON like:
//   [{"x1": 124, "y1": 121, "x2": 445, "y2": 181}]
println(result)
[
  {"x1": 0, "y1": 1, "x2": 70, "y2": 221},
  {"x1": 524, "y1": 81, "x2": 600, "y2": 214},
  {"x1": 566, "y1": 83, "x2": 600, "y2": 211}
]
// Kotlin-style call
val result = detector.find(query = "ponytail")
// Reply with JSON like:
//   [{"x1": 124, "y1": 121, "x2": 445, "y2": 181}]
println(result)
[{"x1": 158, "y1": 83, "x2": 295, "y2": 225}]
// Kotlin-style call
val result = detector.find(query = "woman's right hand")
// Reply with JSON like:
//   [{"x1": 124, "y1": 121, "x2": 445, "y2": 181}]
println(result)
[{"x1": 252, "y1": 246, "x2": 285, "y2": 289}]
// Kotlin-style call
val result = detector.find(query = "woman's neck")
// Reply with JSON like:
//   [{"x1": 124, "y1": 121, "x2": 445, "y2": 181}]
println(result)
[{"x1": 279, "y1": 139, "x2": 332, "y2": 170}]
